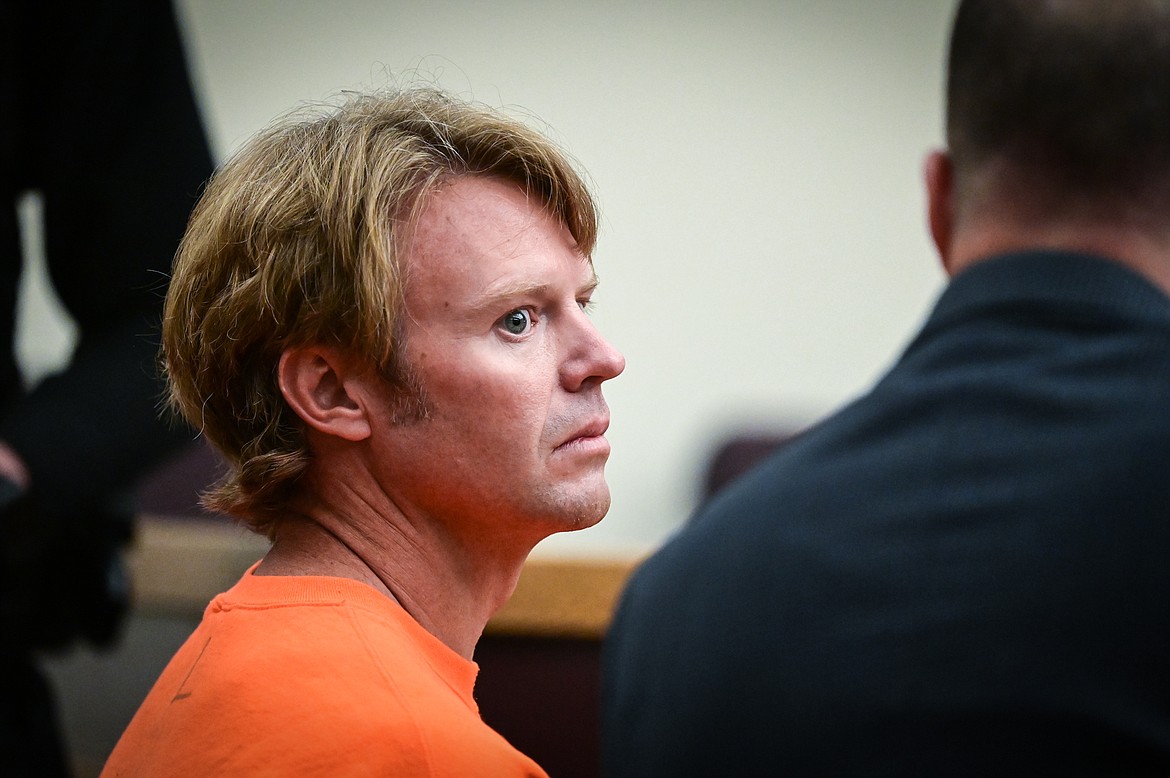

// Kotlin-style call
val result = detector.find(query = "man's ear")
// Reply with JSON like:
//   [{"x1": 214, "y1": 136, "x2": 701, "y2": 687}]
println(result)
[
  {"x1": 925, "y1": 149, "x2": 956, "y2": 275},
  {"x1": 278, "y1": 346, "x2": 371, "y2": 442}
]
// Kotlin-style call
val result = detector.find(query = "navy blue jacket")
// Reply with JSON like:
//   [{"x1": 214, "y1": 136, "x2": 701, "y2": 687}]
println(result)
[{"x1": 603, "y1": 251, "x2": 1170, "y2": 776}]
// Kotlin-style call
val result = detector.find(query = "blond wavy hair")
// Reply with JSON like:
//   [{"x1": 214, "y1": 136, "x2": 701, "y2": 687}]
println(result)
[{"x1": 163, "y1": 88, "x2": 598, "y2": 536}]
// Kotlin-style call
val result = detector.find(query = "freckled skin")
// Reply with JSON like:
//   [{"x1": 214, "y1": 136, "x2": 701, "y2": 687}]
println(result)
[{"x1": 364, "y1": 176, "x2": 625, "y2": 545}]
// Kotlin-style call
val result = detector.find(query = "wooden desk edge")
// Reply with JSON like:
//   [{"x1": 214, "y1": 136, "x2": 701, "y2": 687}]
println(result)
[{"x1": 129, "y1": 515, "x2": 646, "y2": 639}]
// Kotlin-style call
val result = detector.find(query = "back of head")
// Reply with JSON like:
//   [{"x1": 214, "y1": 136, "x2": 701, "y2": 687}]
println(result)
[
  {"x1": 163, "y1": 88, "x2": 597, "y2": 536},
  {"x1": 946, "y1": 0, "x2": 1170, "y2": 224}
]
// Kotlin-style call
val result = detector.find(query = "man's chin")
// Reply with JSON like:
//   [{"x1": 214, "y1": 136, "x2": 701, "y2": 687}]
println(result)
[{"x1": 544, "y1": 487, "x2": 611, "y2": 534}]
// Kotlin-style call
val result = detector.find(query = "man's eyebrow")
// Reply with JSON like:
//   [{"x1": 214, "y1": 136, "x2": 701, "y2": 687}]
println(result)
[
  {"x1": 469, "y1": 272, "x2": 600, "y2": 315},
  {"x1": 468, "y1": 282, "x2": 552, "y2": 317}
]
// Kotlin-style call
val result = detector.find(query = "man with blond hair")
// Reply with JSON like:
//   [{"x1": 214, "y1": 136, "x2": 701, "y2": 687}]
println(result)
[{"x1": 103, "y1": 89, "x2": 624, "y2": 776}]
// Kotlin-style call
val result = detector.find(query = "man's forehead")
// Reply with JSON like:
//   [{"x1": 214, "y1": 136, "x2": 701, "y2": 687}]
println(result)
[
  {"x1": 409, "y1": 178, "x2": 577, "y2": 262},
  {"x1": 415, "y1": 175, "x2": 547, "y2": 232},
  {"x1": 401, "y1": 176, "x2": 592, "y2": 308}
]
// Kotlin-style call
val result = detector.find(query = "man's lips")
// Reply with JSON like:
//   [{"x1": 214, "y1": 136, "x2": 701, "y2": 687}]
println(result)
[{"x1": 555, "y1": 417, "x2": 610, "y2": 451}]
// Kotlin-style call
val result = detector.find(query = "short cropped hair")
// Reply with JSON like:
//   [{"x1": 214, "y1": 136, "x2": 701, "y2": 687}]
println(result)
[
  {"x1": 946, "y1": 0, "x2": 1170, "y2": 214},
  {"x1": 163, "y1": 89, "x2": 597, "y2": 535}
]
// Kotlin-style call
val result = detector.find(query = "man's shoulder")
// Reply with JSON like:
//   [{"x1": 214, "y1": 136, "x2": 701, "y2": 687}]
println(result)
[
  {"x1": 617, "y1": 433, "x2": 820, "y2": 609},
  {"x1": 105, "y1": 581, "x2": 496, "y2": 776}
]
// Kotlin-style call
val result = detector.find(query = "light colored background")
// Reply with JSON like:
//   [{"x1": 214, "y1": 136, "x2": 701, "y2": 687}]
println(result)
[{"x1": 22, "y1": 0, "x2": 958, "y2": 557}]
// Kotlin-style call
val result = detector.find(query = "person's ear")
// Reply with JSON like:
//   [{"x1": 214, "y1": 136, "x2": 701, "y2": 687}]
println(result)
[
  {"x1": 925, "y1": 149, "x2": 956, "y2": 275},
  {"x1": 278, "y1": 346, "x2": 371, "y2": 442}
]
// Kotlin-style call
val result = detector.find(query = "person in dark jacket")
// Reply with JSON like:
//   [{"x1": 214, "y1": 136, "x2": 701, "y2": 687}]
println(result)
[{"x1": 603, "y1": 1, "x2": 1170, "y2": 775}]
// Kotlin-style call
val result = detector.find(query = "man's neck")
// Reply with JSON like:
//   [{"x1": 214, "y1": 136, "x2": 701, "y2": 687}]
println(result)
[
  {"x1": 946, "y1": 217, "x2": 1170, "y2": 298},
  {"x1": 256, "y1": 496, "x2": 534, "y2": 660}
]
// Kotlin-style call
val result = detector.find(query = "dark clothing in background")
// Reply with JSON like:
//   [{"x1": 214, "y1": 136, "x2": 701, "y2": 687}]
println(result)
[
  {"x1": 0, "y1": 0, "x2": 211, "y2": 510},
  {"x1": 0, "y1": 1, "x2": 213, "y2": 775},
  {"x1": 603, "y1": 252, "x2": 1170, "y2": 777}
]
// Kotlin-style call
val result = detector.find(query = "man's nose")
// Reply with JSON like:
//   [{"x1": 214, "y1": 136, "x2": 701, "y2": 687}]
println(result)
[{"x1": 561, "y1": 316, "x2": 625, "y2": 391}]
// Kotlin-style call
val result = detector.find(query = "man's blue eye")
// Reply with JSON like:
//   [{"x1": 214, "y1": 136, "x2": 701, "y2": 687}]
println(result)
[{"x1": 502, "y1": 309, "x2": 531, "y2": 335}]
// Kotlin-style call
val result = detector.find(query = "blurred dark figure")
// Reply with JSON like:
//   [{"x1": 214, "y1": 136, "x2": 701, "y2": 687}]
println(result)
[
  {"x1": 604, "y1": 1, "x2": 1170, "y2": 775},
  {"x1": 0, "y1": 1, "x2": 213, "y2": 774}
]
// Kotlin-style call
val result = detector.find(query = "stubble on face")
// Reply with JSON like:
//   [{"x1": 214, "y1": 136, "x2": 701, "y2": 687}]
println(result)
[{"x1": 377, "y1": 331, "x2": 433, "y2": 426}]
